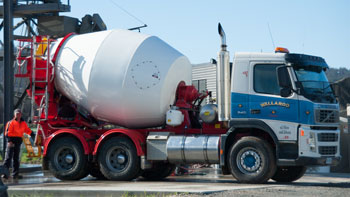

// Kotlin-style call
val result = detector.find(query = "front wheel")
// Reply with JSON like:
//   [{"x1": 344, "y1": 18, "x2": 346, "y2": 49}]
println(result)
[
  {"x1": 271, "y1": 166, "x2": 307, "y2": 182},
  {"x1": 98, "y1": 137, "x2": 140, "y2": 181},
  {"x1": 47, "y1": 137, "x2": 89, "y2": 180},
  {"x1": 227, "y1": 136, "x2": 276, "y2": 183}
]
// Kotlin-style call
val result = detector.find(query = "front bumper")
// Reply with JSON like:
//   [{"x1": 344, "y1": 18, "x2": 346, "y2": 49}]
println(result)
[{"x1": 278, "y1": 156, "x2": 341, "y2": 166}]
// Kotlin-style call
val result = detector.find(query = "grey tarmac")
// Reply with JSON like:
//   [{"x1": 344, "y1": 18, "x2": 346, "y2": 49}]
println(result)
[{"x1": 3, "y1": 169, "x2": 350, "y2": 197}]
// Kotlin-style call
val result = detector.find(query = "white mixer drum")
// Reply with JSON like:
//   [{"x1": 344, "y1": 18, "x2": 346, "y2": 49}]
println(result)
[{"x1": 53, "y1": 29, "x2": 192, "y2": 128}]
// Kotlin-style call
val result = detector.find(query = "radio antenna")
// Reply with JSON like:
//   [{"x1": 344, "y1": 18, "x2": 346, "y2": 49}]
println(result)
[
  {"x1": 109, "y1": 0, "x2": 147, "y2": 31},
  {"x1": 267, "y1": 23, "x2": 275, "y2": 50}
]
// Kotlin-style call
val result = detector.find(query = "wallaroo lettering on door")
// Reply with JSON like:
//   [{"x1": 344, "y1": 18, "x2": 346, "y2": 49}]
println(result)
[{"x1": 260, "y1": 101, "x2": 290, "y2": 108}]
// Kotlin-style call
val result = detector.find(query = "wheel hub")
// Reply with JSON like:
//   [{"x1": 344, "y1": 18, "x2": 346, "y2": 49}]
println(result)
[
  {"x1": 117, "y1": 154, "x2": 126, "y2": 164},
  {"x1": 54, "y1": 147, "x2": 76, "y2": 171},
  {"x1": 238, "y1": 150, "x2": 261, "y2": 173},
  {"x1": 106, "y1": 146, "x2": 129, "y2": 172},
  {"x1": 65, "y1": 154, "x2": 74, "y2": 164}
]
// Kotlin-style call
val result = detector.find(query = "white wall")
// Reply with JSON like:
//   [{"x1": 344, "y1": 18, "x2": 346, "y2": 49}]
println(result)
[{"x1": 192, "y1": 63, "x2": 217, "y2": 103}]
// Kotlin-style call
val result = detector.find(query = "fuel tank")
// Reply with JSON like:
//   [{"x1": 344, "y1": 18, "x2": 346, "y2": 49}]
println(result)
[
  {"x1": 167, "y1": 135, "x2": 220, "y2": 164},
  {"x1": 53, "y1": 29, "x2": 192, "y2": 128}
]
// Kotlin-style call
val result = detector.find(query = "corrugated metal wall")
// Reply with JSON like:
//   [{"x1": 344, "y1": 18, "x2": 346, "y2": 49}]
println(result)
[{"x1": 192, "y1": 63, "x2": 217, "y2": 103}]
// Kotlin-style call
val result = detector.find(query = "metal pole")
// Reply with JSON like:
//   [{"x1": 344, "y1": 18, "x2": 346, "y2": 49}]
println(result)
[
  {"x1": 347, "y1": 104, "x2": 350, "y2": 133},
  {"x1": 2, "y1": 0, "x2": 14, "y2": 158},
  {"x1": 24, "y1": 18, "x2": 37, "y2": 37},
  {"x1": 347, "y1": 104, "x2": 350, "y2": 171}
]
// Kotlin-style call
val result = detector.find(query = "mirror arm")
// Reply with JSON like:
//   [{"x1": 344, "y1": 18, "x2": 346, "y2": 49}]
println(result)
[{"x1": 291, "y1": 87, "x2": 300, "y2": 95}]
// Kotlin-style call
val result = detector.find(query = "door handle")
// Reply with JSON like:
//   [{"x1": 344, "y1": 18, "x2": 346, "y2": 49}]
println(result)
[{"x1": 250, "y1": 109, "x2": 261, "y2": 114}]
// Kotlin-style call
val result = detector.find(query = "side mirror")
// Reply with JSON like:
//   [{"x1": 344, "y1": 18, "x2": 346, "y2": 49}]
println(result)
[
  {"x1": 277, "y1": 66, "x2": 292, "y2": 97},
  {"x1": 280, "y1": 87, "x2": 291, "y2": 97},
  {"x1": 277, "y1": 66, "x2": 291, "y2": 88}
]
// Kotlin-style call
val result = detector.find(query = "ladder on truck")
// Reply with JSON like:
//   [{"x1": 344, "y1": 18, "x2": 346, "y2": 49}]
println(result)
[
  {"x1": 31, "y1": 36, "x2": 52, "y2": 122},
  {"x1": 29, "y1": 36, "x2": 54, "y2": 143},
  {"x1": 15, "y1": 36, "x2": 53, "y2": 157}
]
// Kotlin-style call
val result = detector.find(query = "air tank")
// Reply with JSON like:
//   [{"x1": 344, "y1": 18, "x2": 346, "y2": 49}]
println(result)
[{"x1": 52, "y1": 29, "x2": 192, "y2": 128}]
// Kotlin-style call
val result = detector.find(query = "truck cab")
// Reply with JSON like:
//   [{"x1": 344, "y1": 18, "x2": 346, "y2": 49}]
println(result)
[{"x1": 229, "y1": 49, "x2": 340, "y2": 170}]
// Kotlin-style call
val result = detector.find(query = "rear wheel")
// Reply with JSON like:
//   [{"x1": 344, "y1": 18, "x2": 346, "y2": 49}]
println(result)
[
  {"x1": 89, "y1": 163, "x2": 107, "y2": 180},
  {"x1": 98, "y1": 137, "x2": 140, "y2": 181},
  {"x1": 271, "y1": 166, "x2": 307, "y2": 182},
  {"x1": 48, "y1": 137, "x2": 89, "y2": 180},
  {"x1": 141, "y1": 162, "x2": 176, "y2": 181},
  {"x1": 227, "y1": 136, "x2": 276, "y2": 183}
]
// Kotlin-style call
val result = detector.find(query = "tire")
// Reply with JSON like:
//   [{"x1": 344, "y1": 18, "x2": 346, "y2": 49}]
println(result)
[
  {"x1": 47, "y1": 137, "x2": 89, "y2": 180},
  {"x1": 89, "y1": 163, "x2": 107, "y2": 180},
  {"x1": 271, "y1": 166, "x2": 307, "y2": 182},
  {"x1": 227, "y1": 136, "x2": 276, "y2": 183},
  {"x1": 141, "y1": 162, "x2": 176, "y2": 181},
  {"x1": 98, "y1": 137, "x2": 140, "y2": 181}
]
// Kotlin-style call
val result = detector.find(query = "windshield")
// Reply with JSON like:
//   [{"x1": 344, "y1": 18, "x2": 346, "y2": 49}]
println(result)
[{"x1": 294, "y1": 66, "x2": 336, "y2": 104}]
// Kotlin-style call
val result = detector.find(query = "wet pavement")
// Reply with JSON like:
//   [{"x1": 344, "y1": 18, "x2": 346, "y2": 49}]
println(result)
[{"x1": 3, "y1": 168, "x2": 350, "y2": 196}]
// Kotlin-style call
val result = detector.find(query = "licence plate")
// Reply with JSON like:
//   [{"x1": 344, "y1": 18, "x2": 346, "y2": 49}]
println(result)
[{"x1": 326, "y1": 157, "x2": 333, "y2": 165}]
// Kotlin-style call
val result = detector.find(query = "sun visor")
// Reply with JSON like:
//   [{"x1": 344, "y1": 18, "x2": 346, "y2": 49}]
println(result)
[{"x1": 285, "y1": 53, "x2": 328, "y2": 69}]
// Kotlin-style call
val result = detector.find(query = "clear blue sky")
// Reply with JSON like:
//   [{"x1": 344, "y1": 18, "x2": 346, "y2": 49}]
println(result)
[
  {"x1": 6, "y1": 0, "x2": 350, "y2": 69},
  {"x1": 66, "y1": 0, "x2": 349, "y2": 68}
]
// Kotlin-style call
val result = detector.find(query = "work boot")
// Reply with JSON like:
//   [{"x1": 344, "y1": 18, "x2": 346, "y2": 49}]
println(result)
[
  {"x1": 1, "y1": 174, "x2": 8, "y2": 179},
  {"x1": 0, "y1": 166, "x2": 10, "y2": 179}
]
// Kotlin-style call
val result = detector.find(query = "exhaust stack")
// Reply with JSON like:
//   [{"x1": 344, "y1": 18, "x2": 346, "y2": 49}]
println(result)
[{"x1": 216, "y1": 23, "x2": 231, "y2": 123}]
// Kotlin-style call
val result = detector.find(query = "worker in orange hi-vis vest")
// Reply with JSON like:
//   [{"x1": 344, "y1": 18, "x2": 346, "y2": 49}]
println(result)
[{"x1": 2, "y1": 109, "x2": 35, "y2": 179}]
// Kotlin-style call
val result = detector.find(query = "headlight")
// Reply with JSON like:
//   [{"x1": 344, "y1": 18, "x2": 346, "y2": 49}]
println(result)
[{"x1": 307, "y1": 132, "x2": 316, "y2": 152}]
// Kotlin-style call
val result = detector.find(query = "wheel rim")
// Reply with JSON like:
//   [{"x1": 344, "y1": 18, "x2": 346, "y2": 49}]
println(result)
[
  {"x1": 54, "y1": 146, "x2": 76, "y2": 171},
  {"x1": 236, "y1": 149, "x2": 262, "y2": 174},
  {"x1": 106, "y1": 145, "x2": 130, "y2": 173}
]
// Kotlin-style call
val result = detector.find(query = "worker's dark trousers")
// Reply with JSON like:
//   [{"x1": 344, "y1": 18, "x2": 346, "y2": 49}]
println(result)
[{"x1": 3, "y1": 137, "x2": 22, "y2": 177}]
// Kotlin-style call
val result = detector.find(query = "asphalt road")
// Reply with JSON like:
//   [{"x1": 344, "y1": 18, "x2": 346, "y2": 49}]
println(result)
[
  {"x1": 3, "y1": 168, "x2": 350, "y2": 197},
  {"x1": 175, "y1": 173, "x2": 350, "y2": 197}
]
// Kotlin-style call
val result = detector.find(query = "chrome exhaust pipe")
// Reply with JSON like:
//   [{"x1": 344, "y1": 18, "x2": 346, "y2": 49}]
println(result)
[
  {"x1": 218, "y1": 23, "x2": 227, "y2": 50},
  {"x1": 217, "y1": 23, "x2": 231, "y2": 123}
]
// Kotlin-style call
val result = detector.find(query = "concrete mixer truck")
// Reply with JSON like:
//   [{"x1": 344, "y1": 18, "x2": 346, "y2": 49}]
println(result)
[{"x1": 14, "y1": 24, "x2": 340, "y2": 183}]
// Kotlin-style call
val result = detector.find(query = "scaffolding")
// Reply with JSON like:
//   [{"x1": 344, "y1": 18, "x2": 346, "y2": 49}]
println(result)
[{"x1": 0, "y1": 0, "x2": 71, "y2": 157}]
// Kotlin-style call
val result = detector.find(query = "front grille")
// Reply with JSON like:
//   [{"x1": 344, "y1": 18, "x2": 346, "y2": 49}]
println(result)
[
  {"x1": 318, "y1": 133, "x2": 338, "y2": 142},
  {"x1": 310, "y1": 126, "x2": 338, "y2": 130},
  {"x1": 319, "y1": 146, "x2": 337, "y2": 155},
  {"x1": 315, "y1": 109, "x2": 339, "y2": 123}
]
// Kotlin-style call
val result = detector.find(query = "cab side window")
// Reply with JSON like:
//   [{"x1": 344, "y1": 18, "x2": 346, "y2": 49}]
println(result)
[{"x1": 254, "y1": 64, "x2": 281, "y2": 95}]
